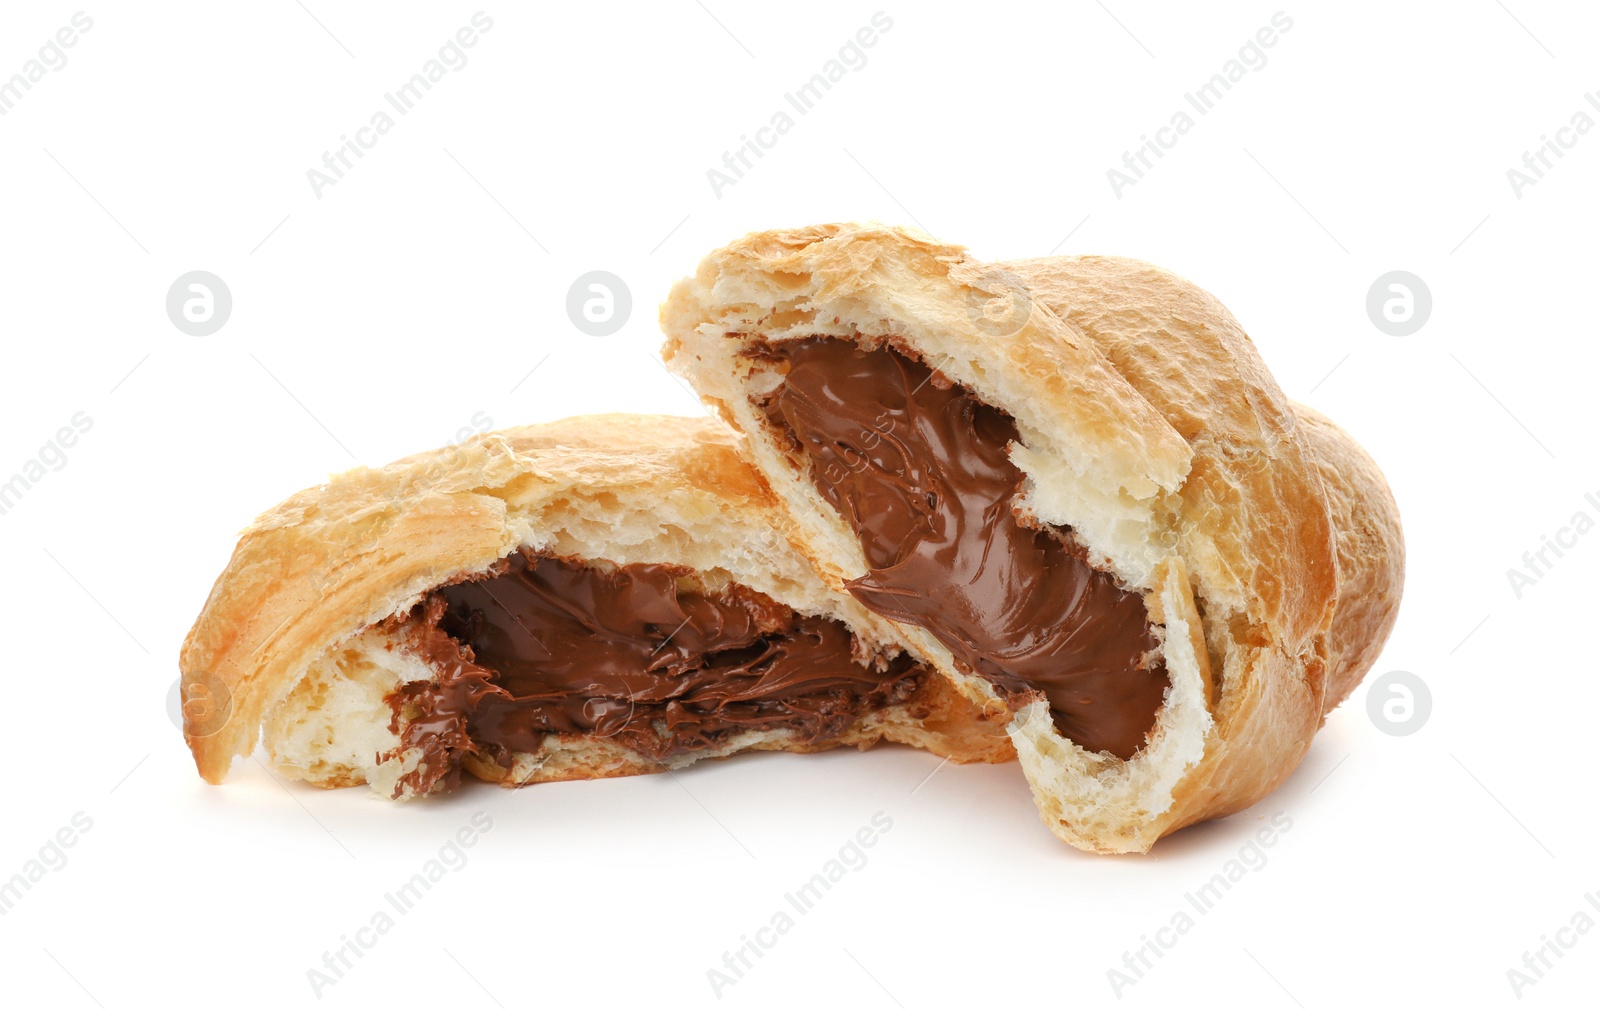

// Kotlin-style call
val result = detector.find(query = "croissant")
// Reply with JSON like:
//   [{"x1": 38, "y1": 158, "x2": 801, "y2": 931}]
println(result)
[
  {"x1": 660, "y1": 223, "x2": 1402, "y2": 852},
  {"x1": 179, "y1": 414, "x2": 1010, "y2": 798}
]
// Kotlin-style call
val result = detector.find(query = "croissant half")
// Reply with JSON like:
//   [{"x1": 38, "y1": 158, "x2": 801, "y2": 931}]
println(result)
[
  {"x1": 179, "y1": 415, "x2": 1010, "y2": 799},
  {"x1": 661, "y1": 224, "x2": 1402, "y2": 853}
]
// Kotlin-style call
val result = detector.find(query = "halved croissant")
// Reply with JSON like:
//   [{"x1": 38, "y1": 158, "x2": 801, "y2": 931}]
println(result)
[
  {"x1": 179, "y1": 414, "x2": 1010, "y2": 798},
  {"x1": 661, "y1": 224, "x2": 1402, "y2": 852}
]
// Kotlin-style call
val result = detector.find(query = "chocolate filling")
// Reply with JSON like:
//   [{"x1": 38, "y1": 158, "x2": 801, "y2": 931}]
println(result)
[
  {"x1": 381, "y1": 552, "x2": 927, "y2": 795},
  {"x1": 757, "y1": 337, "x2": 1168, "y2": 759}
]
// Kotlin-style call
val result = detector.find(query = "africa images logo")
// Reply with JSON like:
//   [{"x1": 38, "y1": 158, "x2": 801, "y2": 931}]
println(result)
[{"x1": 1505, "y1": 490, "x2": 1600, "y2": 599}]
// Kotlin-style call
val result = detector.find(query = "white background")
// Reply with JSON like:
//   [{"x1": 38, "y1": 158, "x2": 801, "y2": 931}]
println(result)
[{"x1": 2, "y1": 1, "x2": 1596, "y2": 1006}]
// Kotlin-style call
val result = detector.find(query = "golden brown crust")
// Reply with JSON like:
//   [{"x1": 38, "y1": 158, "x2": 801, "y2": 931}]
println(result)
[
  {"x1": 180, "y1": 413, "x2": 1009, "y2": 788},
  {"x1": 1289, "y1": 404, "x2": 1405, "y2": 714},
  {"x1": 663, "y1": 227, "x2": 1399, "y2": 852}
]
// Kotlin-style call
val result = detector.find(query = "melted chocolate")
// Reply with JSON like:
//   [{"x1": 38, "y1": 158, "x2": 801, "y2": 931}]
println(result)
[
  {"x1": 383, "y1": 553, "x2": 924, "y2": 795},
  {"x1": 759, "y1": 337, "x2": 1167, "y2": 759}
]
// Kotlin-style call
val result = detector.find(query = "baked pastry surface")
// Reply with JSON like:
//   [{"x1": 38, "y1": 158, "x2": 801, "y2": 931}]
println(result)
[
  {"x1": 661, "y1": 224, "x2": 1402, "y2": 852},
  {"x1": 179, "y1": 414, "x2": 1011, "y2": 795}
]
